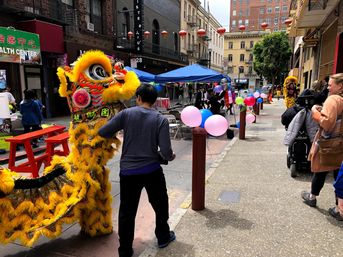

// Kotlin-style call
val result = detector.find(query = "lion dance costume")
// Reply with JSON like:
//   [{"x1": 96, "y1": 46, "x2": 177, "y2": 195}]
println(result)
[
  {"x1": 0, "y1": 50, "x2": 140, "y2": 246},
  {"x1": 283, "y1": 76, "x2": 298, "y2": 108}
]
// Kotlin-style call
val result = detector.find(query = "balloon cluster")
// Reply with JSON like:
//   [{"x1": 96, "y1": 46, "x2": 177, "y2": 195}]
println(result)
[
  {"x1": 234, "y1": 90, "x2": 267, "y2": 124},
  {"x1": 180, "y1": 106, "x2": 228, "y2": 136}
]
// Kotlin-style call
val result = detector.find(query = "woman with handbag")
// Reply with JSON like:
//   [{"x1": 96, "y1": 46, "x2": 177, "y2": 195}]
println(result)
[{"x1": 301, "y1": 73, "x2": 343, "y2": 213}]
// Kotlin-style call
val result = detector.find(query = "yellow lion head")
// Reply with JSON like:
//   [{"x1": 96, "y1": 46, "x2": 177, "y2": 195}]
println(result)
[{"x1": 57, "y1": 50, "x2": 140, "y2": 123}]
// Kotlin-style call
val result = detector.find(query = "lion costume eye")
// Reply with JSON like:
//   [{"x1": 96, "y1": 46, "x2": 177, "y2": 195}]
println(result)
[{"x1": 85, "y1": 64, "x2": 109, "y2": 80}]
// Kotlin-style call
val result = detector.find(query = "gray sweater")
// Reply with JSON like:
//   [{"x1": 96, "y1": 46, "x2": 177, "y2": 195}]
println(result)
[{"x1": 99, "y1": 106, "x2": 174, "y2": 174}]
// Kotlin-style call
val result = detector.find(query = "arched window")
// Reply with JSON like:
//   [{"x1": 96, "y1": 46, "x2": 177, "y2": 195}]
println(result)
[
  {"x1": 174, "y1": 32, "x2": 178, "y2": 53},
  {"x1": 152, "y1": 19, "x2": 160, "y2": 54},
  {"x1": 122, "y1": 7, "x2": 130, "y2": 36}
]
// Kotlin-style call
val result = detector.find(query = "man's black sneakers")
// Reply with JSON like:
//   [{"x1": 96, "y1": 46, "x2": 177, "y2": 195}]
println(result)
[{"x1": 158, "y1": 231, "x2": 176, "y2": 248}]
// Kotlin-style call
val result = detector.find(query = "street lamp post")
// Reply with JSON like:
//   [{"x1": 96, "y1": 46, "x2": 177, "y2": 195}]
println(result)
[{"x1": 208, "y1": 48, "x2": 212, "y2": 69}]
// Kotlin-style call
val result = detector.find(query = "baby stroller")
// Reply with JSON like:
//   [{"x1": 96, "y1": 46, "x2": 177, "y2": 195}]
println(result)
[{"x1": 282, "y1": 90, "x2": 318, "y2": 177}]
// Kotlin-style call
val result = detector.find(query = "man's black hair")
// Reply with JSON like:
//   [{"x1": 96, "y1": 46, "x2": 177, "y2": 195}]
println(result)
[
  {"x1": 324, "y1": 75, "x2": 330, "y2": 83},
  {"x1": 135, "y1": 83, "x2": 158, "y2": 105}
]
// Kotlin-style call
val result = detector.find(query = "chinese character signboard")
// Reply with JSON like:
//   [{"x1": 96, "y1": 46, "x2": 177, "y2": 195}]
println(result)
[
  {"x1": 0, "y1": 27, "x2": 41, "y2": 64},
  {"x1": 134, "y1": 0, "x2": 144, "y2": 53}
]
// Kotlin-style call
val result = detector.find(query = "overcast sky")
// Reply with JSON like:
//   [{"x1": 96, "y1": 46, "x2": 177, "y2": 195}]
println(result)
[{"x1": 200, "y1": 0, "x2": 231, "y2": 29}]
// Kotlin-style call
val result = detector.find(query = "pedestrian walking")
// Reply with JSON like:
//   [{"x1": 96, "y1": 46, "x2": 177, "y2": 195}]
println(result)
[
  {"x1": 20, "y1": 89, "x2": 43, "y2": 147},
  {"x1": 0, "y1": 87, "x2": 16, "y2": 136},
  {"x1": 98, "y1": 83, "x2": 176, "y2": 257},
  {"x1": 301, "y1": 73, "x2": 343, "y2": 209}
]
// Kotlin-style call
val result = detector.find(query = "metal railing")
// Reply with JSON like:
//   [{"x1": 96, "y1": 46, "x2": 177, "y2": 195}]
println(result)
[{"x1": 143, "y1": 42, "x2": 188, "y2": 64}]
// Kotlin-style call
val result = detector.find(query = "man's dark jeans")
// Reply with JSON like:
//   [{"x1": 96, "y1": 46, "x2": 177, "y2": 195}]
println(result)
[{"x1": 118, "y1": 168, "x2": 170, "y2": 256}]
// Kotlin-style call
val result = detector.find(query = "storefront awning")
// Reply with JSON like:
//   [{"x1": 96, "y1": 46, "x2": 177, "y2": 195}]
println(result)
[{"x1": 18, "y1": 20, "x2": 64, "y2": 54}]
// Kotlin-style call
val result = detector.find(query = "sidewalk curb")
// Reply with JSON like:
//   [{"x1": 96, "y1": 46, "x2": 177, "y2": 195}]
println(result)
[{"x1": 138, "y1": 137, "x2": 238, "y2": 257}]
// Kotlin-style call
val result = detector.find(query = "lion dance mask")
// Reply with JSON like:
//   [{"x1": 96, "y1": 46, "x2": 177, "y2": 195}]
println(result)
[
  {"x1": 0, "y1": 50, "x2": 140, "y2": 246},
  {"x1": 283, "y1": 75, "x2": 298, "y2": 108}
]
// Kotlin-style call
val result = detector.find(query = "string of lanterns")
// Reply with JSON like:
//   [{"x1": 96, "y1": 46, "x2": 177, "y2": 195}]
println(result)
[{"x1": 125, "y1": 18, "x2": 293, "y2": 40}]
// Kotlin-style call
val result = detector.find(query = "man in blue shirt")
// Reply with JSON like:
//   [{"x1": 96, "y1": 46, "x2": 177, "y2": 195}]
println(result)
[{"x1": 99, "y1": 83, "x2": 176, "y2": 257}]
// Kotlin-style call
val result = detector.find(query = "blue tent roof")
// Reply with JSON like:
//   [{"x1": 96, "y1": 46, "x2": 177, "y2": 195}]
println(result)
[
  {"x1": 125, "y1": 66, "x2": 155, "y2": 82},
  {"x1": 155, "y1": 64, "x2": 231, "y2": 83}
]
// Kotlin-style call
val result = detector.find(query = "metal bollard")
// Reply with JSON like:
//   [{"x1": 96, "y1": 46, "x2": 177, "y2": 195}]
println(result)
[
  {"x1": 239, "y1": 107, "x2": 246, "y2": 140},
  {"x1": 192, "y1": 127, "x2": 207, "y2": 211}
]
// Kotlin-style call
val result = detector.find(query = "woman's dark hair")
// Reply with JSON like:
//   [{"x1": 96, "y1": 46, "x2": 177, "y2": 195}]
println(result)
[
  {"x1": 24, "y1": 89, "x2": 35, "y2": 100},
  {"x1": 135, "y1": 83, "x2": 158, "y2": 105}
]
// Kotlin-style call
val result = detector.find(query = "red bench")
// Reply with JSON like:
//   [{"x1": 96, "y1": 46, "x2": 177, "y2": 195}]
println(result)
[
  {"x1": 45, "y1": 131, "x2": 70, "y2": 166},
  {"x1": 5, "y1": 125, "x2": 66, "y2": 178}
]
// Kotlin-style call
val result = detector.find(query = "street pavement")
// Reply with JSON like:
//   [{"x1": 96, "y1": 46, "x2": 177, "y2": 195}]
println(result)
[{"x1": 1, "y1": 99, "x2": 343, "y2": 257}]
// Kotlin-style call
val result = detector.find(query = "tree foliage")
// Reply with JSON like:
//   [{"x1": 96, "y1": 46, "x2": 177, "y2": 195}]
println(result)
[{"x1": 253, "y1": 32, "x2": 292, "y2": 87}]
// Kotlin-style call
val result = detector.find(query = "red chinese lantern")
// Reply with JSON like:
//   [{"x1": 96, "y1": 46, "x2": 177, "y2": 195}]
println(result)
[
  {"x1": 197, "y1": 28, "x2": 206, "y2": 37},
  {"x1": 161, "y1": 30, "x2": 168, "y2": 39},
  {"x1": 127, "y1": 31, "x2": 134, "y2": 40},
  {"x1": 239, "y1": 25, "x2": 246, "y2": 32},
  {"x1": 284, "y1": 18, "x2": 293, "y2": 26},
  {"x1": 217, "y1": 27, "x2": 226, "y2": 36},
  {"x1": 178, "y1": 30, "x2": 187, "y2": 38},
  {"x1": 261, "y1": 22, "x2": 268, "y2": 30},
  {"x1": 144, "y1": 31, "x2": 151, "y2": 39}
]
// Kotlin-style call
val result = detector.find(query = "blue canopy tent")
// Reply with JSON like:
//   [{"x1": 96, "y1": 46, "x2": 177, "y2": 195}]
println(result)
[
  {"x1": 125, "y1": 66, "x2": 155, "y2": 82},
  {"x1": 154, "y1": 64, "x2": 231, "y2": 83}
]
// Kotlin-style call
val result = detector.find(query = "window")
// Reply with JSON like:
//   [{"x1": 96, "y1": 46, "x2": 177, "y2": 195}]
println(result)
[
  {"x1": 233, "y1": 10, "x2": 236, "y2": 16},
  {"x1": 239, "y1": 66, "x2": 244, "y2": 73},
  {"x1": 275, "y1": 6, "x2": 280, "y2": 13},
  {"x1": 266, "y1": 18, "x2": 271, "y2": 24},
  {"x1": 245, "y1": 19, "x2": 249, "y2": 25},
  {"x1": 62, "y1": 0, "x2": 73, "y2": 5},
  {"x1": 250, "y1": 41, "x2": 254, "y2": 48},
  {"x1": 228, "y1": 54, "x2": 233, "y2": 62},
  {"x1": 240, "y1": 41, "x2": 245, "y2": 49},
  {"x1": 282, "y1": 5, "x2": 288, "y2": 12},
  {"x1": 249, "y1": 53, "x2": 253, "y2": 61},
  {"x1": 228, "y1": 42, "x2": 233, "y2": 49},
  {"x1": 268, "y1": 0, "x2": 272, "y2": 2},
  {"x1": 246, "y1": 9, "x2": 250, "y2": 16},
  {"x1": 238, "y1": 20, "x2": 243, "y2": 25},
  {"x1": 281, "y1": 16, "x2": 286, "y2": 23},
  {"x1": 238, "y1": 10, "x2": 243, "y2": 17},
  {"x1": 267, "y1": 7, "x2": 272, "y2": 13},
  {"x1": 85, "y1": 0, "x2": 103, "y2": 33},
  {"x1": 121, "y1": 7, "x2": 130, "y2": 36},
  {"x1": 240, "y1": 54, "x2": 245, "y2": 61},
  {"x1": 227, "y1": 67, "x2": 233, "y2": 74},
  {"x1": 249, "y1": 66, "x2": 253, "y2": 73},
  {"x1": 260, "y1": 8, "x2": 265, "y2": 14},
  {"x1": 274, "y1": 17, "x2": 279, "y2": 24},
  {"x1": 184, "y1": 2, "x2": 187, "y2": 19},
  {"x1": 232, "y1": 20, "x2": 236, "y2": 27}
]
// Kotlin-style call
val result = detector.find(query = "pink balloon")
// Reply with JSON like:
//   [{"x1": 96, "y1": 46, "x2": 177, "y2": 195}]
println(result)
[
  {"x1": 204, "y1": 115, "x2": 228, "y2": 136},
  {"x1": 181, "y1": 106, "x2": 202, "y2": 127},
  {"x1": 253, "y1": 92, "x2": 260, "y2": 98},
  {"x1": 246, "y1": 113, "x2": 256, "y2": 124},
  {"x1": 260, "y1": 93, "x2": 267, "y2": 98}
]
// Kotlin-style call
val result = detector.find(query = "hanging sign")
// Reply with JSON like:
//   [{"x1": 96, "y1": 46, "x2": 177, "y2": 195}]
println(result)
[
  {"x1": 134, "y1": 0, "x2": 144, "y2": 53},
  {"x1": 0, "y1": 27, "x2": 41, "y2": 64}
]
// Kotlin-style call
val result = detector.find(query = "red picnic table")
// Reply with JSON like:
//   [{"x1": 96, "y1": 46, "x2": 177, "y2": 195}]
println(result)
[{"x1": 5, "y1": 125, "x2": 68, "y2": 178}]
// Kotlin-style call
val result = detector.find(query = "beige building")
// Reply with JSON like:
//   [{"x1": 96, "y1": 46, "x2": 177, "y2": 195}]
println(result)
[
  {"x1": 287, "y1": 0, "x2": 343, "y2": 91},
  {"x1": 179, "y1": 0, "x2": 224, "y2": 72},
  {"x1": 224, "y1": 31, "x2": 268, "y2": 90}
]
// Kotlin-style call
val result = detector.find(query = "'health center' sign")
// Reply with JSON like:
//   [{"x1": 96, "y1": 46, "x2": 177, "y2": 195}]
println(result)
[{"x1": 0, "y1": 27, "x2": 41, "y2": 64}]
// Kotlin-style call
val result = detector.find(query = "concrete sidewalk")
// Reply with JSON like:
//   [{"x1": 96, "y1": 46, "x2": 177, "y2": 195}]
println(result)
[
  {"x1": 141, "y1": 99, "x2": 343, "y2": 257},
  {"x1": 2, "y1": 100, "x2": 342, "y2": 257}
]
